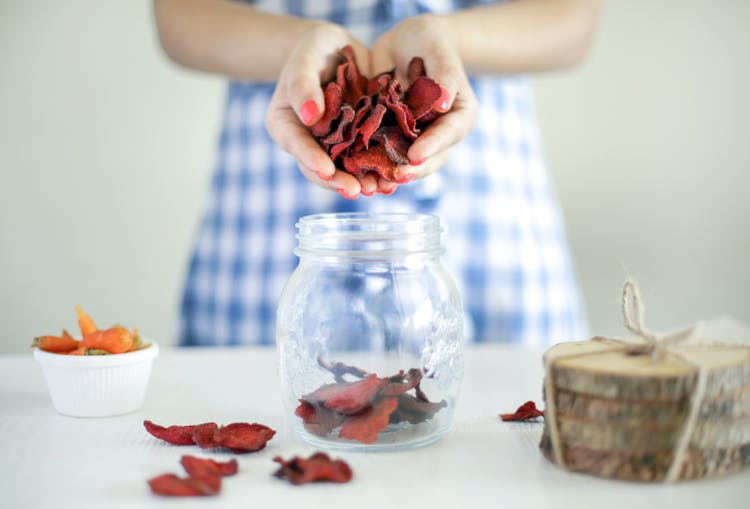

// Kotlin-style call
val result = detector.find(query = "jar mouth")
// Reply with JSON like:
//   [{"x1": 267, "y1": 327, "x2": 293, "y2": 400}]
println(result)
[{"x1": 296, "y1": 212, "x2": 443, "y2": 257}]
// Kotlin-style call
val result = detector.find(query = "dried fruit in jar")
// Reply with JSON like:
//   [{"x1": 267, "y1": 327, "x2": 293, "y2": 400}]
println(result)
[
  {"x1": 273, "y1": 452, "x2": 353, "y2": 485},
  {"x1": 295, "y1": 357, "x2": 446, "y2": 444}
]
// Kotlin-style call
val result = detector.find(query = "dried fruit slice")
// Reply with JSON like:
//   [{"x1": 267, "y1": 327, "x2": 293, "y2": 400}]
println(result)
[
  {"x1": 296, "y1": 400, "x2": 345, "y2": 437},
  {"x1": 390, "y1": 394, "x2": 447, "y2": 425},
  {"x1": 181, "y1": 455, "x2": 238, "y2": 478},
  {"x1": 214, "y1": 422, "x2": 276, "y2": 453},
  {"x1": 343, "y1": 145, "x2": 399, "y2": 181},
  {"x1": 372, "y1": 126, "x2": 411, "y2": 166},
  {"x1": 304, "y1": 374, "x2": 387, "y2": 415},
  {"x1": 501, "y1": 401, "x2": 545, "y2": 422},
  {"x1": 338, "y1": 397, "x2": 399, "y2": 444},
  {"x1": 143, "y1": 420, "x2": 196, "y2": 446},
  {"x1": 147, "y1": 473, "x2": 216, "y2": 497},
  {"x1": 405, "y1": 76, "x2": 442, "y2": 120},
  {"x1": 192, "y1": 422, "x2": 220, "y2": 449},
  {"x1": 311, "y1": 82, "x2": 343, "y2": 138},
  {"x1": 273, "y1": 452, "x2": 353, "y2": 485}
]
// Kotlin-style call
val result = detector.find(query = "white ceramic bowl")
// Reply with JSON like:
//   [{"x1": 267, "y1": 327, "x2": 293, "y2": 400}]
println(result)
[{"x1": 33, "y1": 342, "x2": 159, "y2": 417}]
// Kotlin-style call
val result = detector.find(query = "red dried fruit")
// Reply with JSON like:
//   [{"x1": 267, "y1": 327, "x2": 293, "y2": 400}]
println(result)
[
  {"x1": 322, "y1": 104, "x2": 355, "y2": 146},
  {"x1": 318, "y1": 355, "x2": 368, "y2": 381},
  {"x1": 192, "y1": 422, "x2": 220, "y2": 449},
  {"x1": 144, "y1": 419, "x2": 276, "y2": 453},
  {"x1": 297, "y1": 359, "x2": 446, "y2": 444},
  {"x1": 343, "y1": 145, "x2": 399, "y2": 181},
  {"x1": 181, "y1": 455, "x2": 238, "y2": 478},
  {"x1": 389, "y1": 394, "x2": 447, "y2": 425},
  {"x1": 405, "y1": 77, "x2": 442, "y2": 120},
  {"x1": 296, "y1": 400, "x2": 345, "y2": 436},
  {"x1": 500, "y1": 401, "x2": 545, "y2": 422},
  {"x1": 147, "y1": 473, "x2": 215, "y2": 497},
  {"x1": 143, "y1": 420, "x2": 196, "y2": 446},
  {"x1": 380, "y1": 368, "x2": 423, "y2": 397},
  {"x1": 372, "y1": 126, "x2": 411, "y2": 166},
  {"x1": 214, "y1": 422, "x2": 276, "y2": 453},
  {"x1": 309, "y1": 45, "x2": 449, "y2": 183},
  {"x1": 360, "y1": 103, "x2": 388, "y2": 149},
  {"x1": 311, "y1": 82, "x2": 343, "y2": 137},
  {"x1": 304, "y1": 374, "x2": 387, "y2": 415},
  {"x1": 273, "y1": 452, "x2": 353, "y2": 485},
  {"x1": 339, "y1": 397, "x2": 399, "y2": 444}
]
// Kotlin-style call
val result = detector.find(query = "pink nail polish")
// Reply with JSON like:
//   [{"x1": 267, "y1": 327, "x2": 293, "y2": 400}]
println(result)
[
  {"x1": 408, "y1": 158, "x2": 425, "y2": 167},
  {"x1": 433, "y1": 86, "x2": 450, "y2": 113},
  {"x1": 337, "y1": 188, "x2": 359, "y2": 200},
  {"x1": 394, "y1": 174, "x2": 415, "y2": 184},
  {"x1": 378, "y1": 185, "x2": 398, "y2": 196},
  {"x1": 315, "y1": 170, "x2": 333, "y2": 181},
  {"x1": 360, "y1": 188, "x2": 374, "y2": 196},
  {"x1": 300, "y1": 100, "x2": 320, "y2": 126}
]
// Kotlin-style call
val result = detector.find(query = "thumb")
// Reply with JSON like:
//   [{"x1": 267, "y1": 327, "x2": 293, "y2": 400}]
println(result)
[{"x1": 283, "y1": 55, "x2": 326, "y2": 126}]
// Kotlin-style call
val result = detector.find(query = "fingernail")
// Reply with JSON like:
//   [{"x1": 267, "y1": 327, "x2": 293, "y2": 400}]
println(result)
[
  {"x1": 315, "y1": 169, "x2": 333, "y2": 181},
  {"x1": 360, "y1": 187, "x2": 374, "y2": 196},
  {"x1": 394, "y1": 173, "x2": 415, "y2": 184},
  {"x1": 378, "y1": 185, "x2": 398, "y2": 196},
  {"x1": 433, "y1": 86, "x2": 450, "y2": 113},
  {"x1": 300, "y1": 100, "x2": 320, "y2": 126},
  {"x1": 337, "y1": 188, "x2": 359, "y2": 200},
  {"x1": 408, "y1": 158, "x2": 425, "y2": 167}
]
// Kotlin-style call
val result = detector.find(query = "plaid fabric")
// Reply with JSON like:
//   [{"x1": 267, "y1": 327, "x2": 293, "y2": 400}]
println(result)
[{"x1": 179, "y1": 0, "x2": 588, "y2": 347}]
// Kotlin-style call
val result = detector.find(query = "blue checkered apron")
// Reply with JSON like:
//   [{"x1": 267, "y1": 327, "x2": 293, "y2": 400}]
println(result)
[{"x1": 179, "y1": 0, "x2": 588, "y2": 346}]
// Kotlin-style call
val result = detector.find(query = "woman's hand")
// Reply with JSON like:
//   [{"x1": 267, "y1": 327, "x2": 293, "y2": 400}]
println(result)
[
  {"x1": 370, "y1": 14, "x2": 478, "y2": 182},
  {"x1": 265, "y1": 23, "x2": 380, "y2": 200}
]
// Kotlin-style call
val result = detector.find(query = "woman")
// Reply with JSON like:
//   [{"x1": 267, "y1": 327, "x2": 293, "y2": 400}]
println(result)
[{"x1": 153, "y1": 0, "x2": 600, "y2": 346}]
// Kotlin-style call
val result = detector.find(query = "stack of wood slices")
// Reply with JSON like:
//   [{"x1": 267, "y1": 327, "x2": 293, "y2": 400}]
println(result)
[{"x1": 540, "y1": 339, "x2": 750, "y2": 481}]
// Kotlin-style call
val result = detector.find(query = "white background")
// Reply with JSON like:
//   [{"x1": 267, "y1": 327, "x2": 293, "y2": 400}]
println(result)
[{"x1": 1, "y1": 0, "x2": 748, "y2": 353}]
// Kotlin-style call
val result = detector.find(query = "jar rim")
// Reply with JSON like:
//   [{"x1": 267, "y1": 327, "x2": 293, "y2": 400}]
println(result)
[
  {"x1": 295, "y1": 212, "x2": 443, "y2": 258},
  {"x1": 297, "y1": 212, "x2": 440, "y2": 228}
]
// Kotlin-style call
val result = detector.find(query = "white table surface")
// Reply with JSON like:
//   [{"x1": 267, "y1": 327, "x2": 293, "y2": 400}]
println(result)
[{"x1": 2, "y1": 344, "x2": 748, "y2": 508}]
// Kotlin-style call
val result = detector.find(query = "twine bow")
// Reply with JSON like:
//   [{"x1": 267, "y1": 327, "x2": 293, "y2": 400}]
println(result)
[{"x1": 618, "y1": 278, "x2": 696, "y2": 361}]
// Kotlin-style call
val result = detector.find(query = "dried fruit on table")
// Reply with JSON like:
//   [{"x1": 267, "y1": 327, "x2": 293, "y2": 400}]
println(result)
[
  {"x1": 144, "y1": 420, "x2": 198, "y2": 446},
  {"x1": 144, "y1": 420, "x2": 276, "y2": 452},
  {"x1": 181, "y1": 455, "x2": 238, "y2": 478},
  {"x1": 192, "y1": 422, "x2": 220, "y2": 449},
  {"x1": 148, "y1": 473, "x2": 212, "y2": 497},
  {"x1": 148, "y1": 455, "x2": 237, "y2": 497},
  {"x1": 31, "y1": 306, "x2": 150, "y2": 355},
  {"x1": 295, "y1": 357, "x2": 446, "y2": 444},
  {"x1": 213, "y1": 422, "x2": 276, "y2": 453},
  {"x1": 273, "y1": 452, "x2": 353, "y2": 485},
  {"x1": 500, "y1": 401, "x2": 545, "y2": 422},
  {"x1": 309, "y1": 46, "x2": 449, "y2": 183}
]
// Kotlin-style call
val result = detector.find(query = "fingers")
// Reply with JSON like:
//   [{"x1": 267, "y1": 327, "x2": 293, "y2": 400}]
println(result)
[
  {"x1": 407, "y1": 88, "x2": 477, "y2": 162},
  {"x1": 298, "y1": 161, "x2": 363, "y2": 199},
  {"x1": 266, "y1": 92, "x2": 337, "y2": 178},
  {"x1": 393, "y1": 149, "x2": 451, "y2": 182},
  {"x1": 282, "y1": 55, "x2": 326, "y2": 127}
]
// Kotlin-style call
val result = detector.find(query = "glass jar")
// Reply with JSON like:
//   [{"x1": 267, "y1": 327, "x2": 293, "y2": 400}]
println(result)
[{"x1": 276, "y1": 212, "x2": 463, "y2": 451}]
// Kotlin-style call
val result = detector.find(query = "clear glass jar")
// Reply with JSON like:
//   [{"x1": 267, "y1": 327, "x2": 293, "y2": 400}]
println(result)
[{"x1": 276, "y1": 212, "x2": 463, "y2": 451}]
